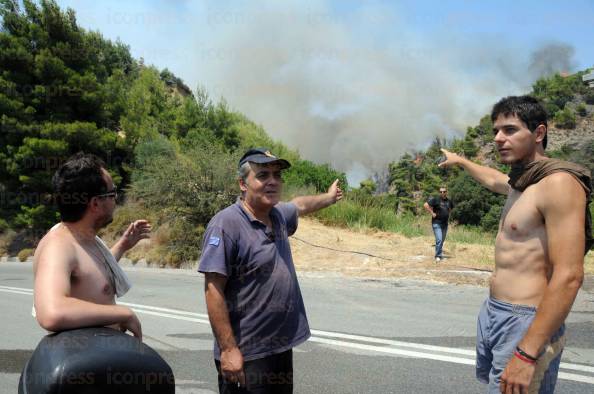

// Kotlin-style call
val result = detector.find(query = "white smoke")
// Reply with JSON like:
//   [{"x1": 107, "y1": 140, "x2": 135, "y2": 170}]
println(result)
[{"x1": 183, "y1": 0, "x2": 575, "y2": 185}]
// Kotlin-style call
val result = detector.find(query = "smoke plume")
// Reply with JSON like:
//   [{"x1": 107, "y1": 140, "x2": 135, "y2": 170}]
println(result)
[
  {"x1": 185, "y1": 1, "x2": 576, "y2": 185},
  {"x1": 529, "y1": 43, "x2": 575, "y2": 77}
]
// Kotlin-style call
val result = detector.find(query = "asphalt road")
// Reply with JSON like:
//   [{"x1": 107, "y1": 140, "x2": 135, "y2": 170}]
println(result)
[{"x1": 1, "y1": 261, "x2": 594, "y2": 393}]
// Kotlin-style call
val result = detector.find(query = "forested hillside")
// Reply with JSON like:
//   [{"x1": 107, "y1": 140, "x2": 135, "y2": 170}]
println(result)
[
  {"x1": 1, "y1": 0, "x2": 592, "y2": 265},
  {"x1": 384, "y1": 70, "x2": 594, "y2": 233},
  {"x1": 0, "y1": 0, "x2": 345, "y2": 262}
]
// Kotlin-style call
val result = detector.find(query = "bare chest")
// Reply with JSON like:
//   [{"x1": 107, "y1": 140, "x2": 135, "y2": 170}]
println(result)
[
  {"x1": 71, "y1": 247, "x2": 115, "y2": 302},
  {"x1": 498, "y1": 188, "x2": 545, "y2": 241}
]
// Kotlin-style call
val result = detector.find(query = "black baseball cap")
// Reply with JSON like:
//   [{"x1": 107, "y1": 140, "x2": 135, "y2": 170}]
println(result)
[{"x1": 238, "y1": 148, "x2": 291, "y2": 169}]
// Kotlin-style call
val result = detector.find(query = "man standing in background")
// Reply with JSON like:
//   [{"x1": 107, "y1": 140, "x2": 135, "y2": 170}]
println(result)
[{"x1": 423, "y1": 186, "x2": 454, "y2": 262}]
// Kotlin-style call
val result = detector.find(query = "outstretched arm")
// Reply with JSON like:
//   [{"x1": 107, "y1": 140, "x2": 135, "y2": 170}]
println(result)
[
  {"x1": 439, "y1": 149, "x2": 510, "y2": 195},
  {"x1": 291, "y1": 179, "x2": 343, "y2": 216}
]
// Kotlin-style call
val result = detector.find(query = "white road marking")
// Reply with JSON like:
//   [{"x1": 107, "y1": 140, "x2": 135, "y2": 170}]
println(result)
[
  {"x1": 2, "y1": 285, "x2": 594, "y2": 383},
  {"x1": 309, "y1": 337, "x2": 476, "y2": 365},
  {"x1": 557, "y1": 372, "x2": 594, "y2": 385},
  {"x1": 120, "y1": 301, "x2": 209, "y2": 319},
  {"x1": 558, "y1": 363, "x2": 594, "y2": 374},
  {"x1": 131, "y1": 309, "x2": 210, "y2": 325},
  {"x1": 311, "y1": 329, "x2": 476, "y2": 356},
  {"x1": 0, "y1": 288, "x2": 33, "y2": 296}
]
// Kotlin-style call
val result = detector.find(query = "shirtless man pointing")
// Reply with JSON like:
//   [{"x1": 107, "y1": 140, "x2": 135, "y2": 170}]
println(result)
[
  {"x1": 439, "y1": 96, "x2": 592, "y2": 393},
  {"x1": 33, "y1": 153, "x2": 151, "y2": 339}
]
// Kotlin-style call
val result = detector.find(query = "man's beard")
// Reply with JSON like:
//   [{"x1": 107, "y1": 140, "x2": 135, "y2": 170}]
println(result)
[{"x1": 95, "y1": 213, "x2": 113, "y2": 230}]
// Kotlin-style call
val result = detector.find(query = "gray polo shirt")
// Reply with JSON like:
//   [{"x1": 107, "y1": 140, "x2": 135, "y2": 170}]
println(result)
[{"x1": 198, "y1": 200, "x2": 310, "y2": 361}]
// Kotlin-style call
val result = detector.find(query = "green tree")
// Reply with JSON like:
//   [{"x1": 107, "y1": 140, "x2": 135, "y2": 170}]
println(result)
[
  {"x1": 0, "y1": 0, "x2": 135, "y2": 233},
  {"x1": 553, "y1": 108, "x2": 577, "y2": 129},
  {"x1": 532, "y1": 73, "x2": 587, "y2": 112},
  {"x1": 448, "y1": 172, "x2": 505, "y2": 230},
  {"x1": 359, "y1": 179, "x2": 376, "y2": 195},
  {"x1": 0, "y1": 0, "x2": 350, "y2": 254},
  {"x1": 120, "y1": 67, "x2": 173, "y2": 145},
  {"x1": 283, "y1": 159, "x2": 347, "y2": 193}
]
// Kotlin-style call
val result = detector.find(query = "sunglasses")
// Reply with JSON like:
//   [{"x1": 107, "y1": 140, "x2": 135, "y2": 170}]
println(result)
[{"x1": 95, "y1": 187, "x2": 118, "y2": 199}]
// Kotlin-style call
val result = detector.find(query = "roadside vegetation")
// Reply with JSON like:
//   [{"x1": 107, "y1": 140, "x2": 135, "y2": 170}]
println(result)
[{"x1": 0, "y1": 0, "x2": 592, "y2": 266}]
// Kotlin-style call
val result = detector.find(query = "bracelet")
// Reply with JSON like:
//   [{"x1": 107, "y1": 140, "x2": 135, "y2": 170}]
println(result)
[
  {"x1": 514, "y1": 351, "x2": 537, "y2": 365},
  {"x1": 516, "y1": 346, "x2": 538, "y2": 362}
]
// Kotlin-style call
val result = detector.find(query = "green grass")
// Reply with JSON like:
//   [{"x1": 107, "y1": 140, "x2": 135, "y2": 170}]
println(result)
[
  {"x1": 313, "y1": 199, "x2": 426, "y2": 237},
  {"x1": 447, "y1": 224, "x2": 495, "y2": 246},
  {"x1": 307, "y1": 192, "x2": 496, "y2": 245}
]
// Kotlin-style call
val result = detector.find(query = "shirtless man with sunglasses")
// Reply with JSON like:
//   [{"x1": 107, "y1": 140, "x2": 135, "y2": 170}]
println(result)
[{"x1": 33, "y1": 153, "x2": 151, "y2": 338}]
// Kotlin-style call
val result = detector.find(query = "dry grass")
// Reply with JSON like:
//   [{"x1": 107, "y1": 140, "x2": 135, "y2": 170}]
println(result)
[
  {"x1": 76, "y1": 204, "x2": 594, "y2": 284},
  {"x1": 290, "y1": 217, "x2": 493, "y2": 285},
  {"x1": 291, "y1": 217, "x2": 594, "y2": 285}
]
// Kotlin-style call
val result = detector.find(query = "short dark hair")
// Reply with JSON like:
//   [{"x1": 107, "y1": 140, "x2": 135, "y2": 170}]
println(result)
[
  {"x1": 52, "y1": 153, "x2": 109, "y2": 222},
  {"x1": 491, "y1": 95, "x2": 548, "y2": 149}
]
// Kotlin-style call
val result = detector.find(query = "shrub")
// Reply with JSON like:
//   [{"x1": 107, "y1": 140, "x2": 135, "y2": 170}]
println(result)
[
  {"x1": 18, "y1": 248, "x2": 34, "y2": 262},
  {"x1": 543, "y1": 102, "x2": 560, "y2": 118},
  {"x1": 0, "y1": 230, "x2": 17, "y2": 257},
  {"x1": 577, "y1": 103, "x2": 587, "y2": 117},
  {"x1": 548, "y1": 144, "x2": 576, "y2": 160},
  {"x1": 532, "y1": 73, "x2": 584, "y2": 110},
  {"x1": 131, "y1": 138, "x2": 237, "y2": 225},
  {"x1": 126, "y1": 137, "x2": 237, "y2": 266},
  {"x1": 480, "y1": 204, "x2": 503, "y2": 232},
  {"x1": 0, "y1": 219, "x2": 9, "y2": 233},
  {"x1": 553, "y1": 108, "x2": 577, "y2": 129},
  {"x1": 358, "y1": 179, "x2": 377, "y2": 195}
]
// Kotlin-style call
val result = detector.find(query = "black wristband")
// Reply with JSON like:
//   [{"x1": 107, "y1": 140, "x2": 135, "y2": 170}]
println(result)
[{"x1": 516, "y1": 346, "x2": 538, "y2": 362}]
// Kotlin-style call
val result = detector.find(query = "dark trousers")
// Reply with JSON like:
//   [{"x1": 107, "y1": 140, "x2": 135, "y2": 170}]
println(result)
[{"x1": 215, "y1": 349, "x2": 293, "y2": 394}]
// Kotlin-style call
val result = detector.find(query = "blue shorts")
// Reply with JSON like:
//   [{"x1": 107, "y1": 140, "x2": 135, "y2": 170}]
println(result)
[{"x1": 476, "y1": 297, "x2": 565, "y2": 393}]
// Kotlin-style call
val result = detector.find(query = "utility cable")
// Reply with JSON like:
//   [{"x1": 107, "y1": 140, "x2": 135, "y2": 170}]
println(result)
[{"x1": 291, "y1": 236, "x2": 393, "y2": 261}]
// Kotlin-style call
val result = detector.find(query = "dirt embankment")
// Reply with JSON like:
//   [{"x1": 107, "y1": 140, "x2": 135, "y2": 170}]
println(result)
[{"x1": 291, "y1": 218, "x2": 594, "y2": 286}]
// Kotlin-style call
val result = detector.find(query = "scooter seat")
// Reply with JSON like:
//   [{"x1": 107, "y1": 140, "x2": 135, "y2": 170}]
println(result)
[{"x1": 19, "y1": 327, "x2": 175, "y2": 393}]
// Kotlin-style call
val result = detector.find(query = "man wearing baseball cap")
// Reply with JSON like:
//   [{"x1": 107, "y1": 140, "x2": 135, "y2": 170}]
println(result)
[{"x1": 199, "y1": 147, "x2": 343, "y2": 393}]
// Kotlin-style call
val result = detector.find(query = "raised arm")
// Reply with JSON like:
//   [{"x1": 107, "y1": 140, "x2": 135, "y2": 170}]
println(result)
[
  {"x1": 110, "y1": 220, "x2": 152, "y2": 261},
  {"x1": 204, "y1": 272, "x2": 245, "y2": 387},
  {"x1": 34, "y1": 239, "x2": 141, "y2": 339},
  {"x1": 291, "y1": 179, "x2": 343, "y2": 216},
  {"x1": 439, "y1": 149, "x2": 510, "y2": 195},
  {"x1": 501, "y1": 173, "x2": 586, "y2": 390}
]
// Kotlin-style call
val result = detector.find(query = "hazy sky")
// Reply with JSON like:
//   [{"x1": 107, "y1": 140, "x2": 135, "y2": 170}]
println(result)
[{"x1": 57, "y1": 0, "x2": 594, "y2": 184}]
